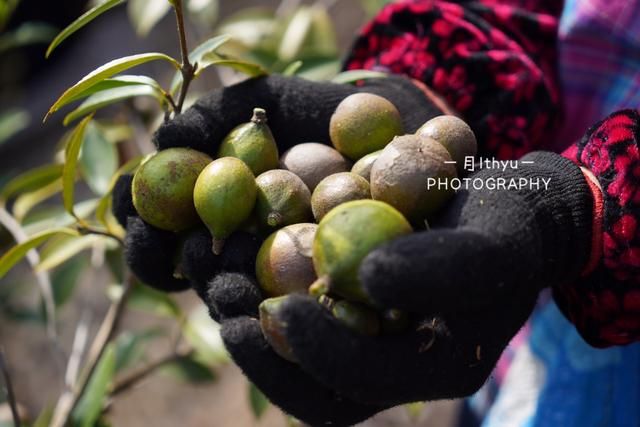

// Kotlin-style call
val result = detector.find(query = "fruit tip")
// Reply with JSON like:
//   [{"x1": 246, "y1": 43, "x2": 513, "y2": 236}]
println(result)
[
  {"x1": 251, "y1": 108, "x2": 267, "y2": 124},
  {"x1": 266, "y1": 212, "x2": 283, "y2": 227},
  {"x1": 211, "y1": 238, "x2": 225, "y2": 255}
]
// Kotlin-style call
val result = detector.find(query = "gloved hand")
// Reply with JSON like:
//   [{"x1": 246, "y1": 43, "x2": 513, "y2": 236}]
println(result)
[{"x1": 112, "y1": 74, "x2": 446, "y2": 425}]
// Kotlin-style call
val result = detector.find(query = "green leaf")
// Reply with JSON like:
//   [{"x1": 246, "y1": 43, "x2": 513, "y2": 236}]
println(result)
[
  {"x1": 0, "y1": 22, "x2": 57, "y2": 53},
  {"x1": 63, "y1": 85, "x2": 160, "y2": 126},
  {"x1": 160, "y1": 355, "x2": 215, "y2": 383},
  {"x1": 79, "y1": 122, "x2": 118, "y2": 195},
  {"x1": 22, "y1": 199, "x2": 98, "y2": 236},
  {"x1": 36, "y1": 234, "x2": 107, "y2": 272},
  {"x1": 296, "y1": 57, "x2": 340, "y2": 81},
  {"x1": 50, "y1": 254, "x2": 88, "y2": 306},
  {"x1": 170, "y1": 34, "x2": 232, "y2": 94},
  {"x1": 282, "y1": 60, "x2": 302, "y2": 76},
  {"x1": 0, "y1": 108, "x2": 30, "y2": 145},
  {"x1": 331, "y1": 69, "x2": 388, "y2": 84},
  {"x1": 127, "y1": 0, "x2": 172, "y2": 37},
  {"x1": 95, "y1": 155, "x2": 143, "y2": 228},
  {"x1": 277, "y1": 7, "x2": 313, "y2": 62},
  {"x1": 200, "y1": 54, "x2": 268, "y2": 77},
  {"x1": 187, "y1": 0, "x2": 219, "y2": 28},
  {"x1": 182, "y1": 305, "x2": 229, "y2": 365},
  {"x1": 65, "y1": 75, "x2": 165, "y2": 106},
  {"x1": 46, "y1": 53, "x2": 179, "y2": 120},
  {"x1": 104, "y1": 247, "x2": 124, "y2": 283},
  {"x1": 0, "y1": 164, "x2": 63, "y2": 203},
  {"x1": 248, "y1": 382, "x2": 269, "y2": 419},
  {"x1": 62, "y1": 115, "x2": 94, "y2": 217},
  {"x1": 118, "y1": 281, "x2": 181, "y2": 318},
  {"x1": 12, "y1": 179, "x2": 63, "y2": 222},
  {"x1": 216, "y1": 8, "x2": 275, "y2": 49},
  {"x1": 46, "y1": 0, "x2": 126, "y2": 58},
  {"x1": 71, "y1": 343, "x2": 117, "y2": 427},
  {"x1": 32, "y1": 403, "x2": 54, "y2": 427},
  {"x1": 114, "y1": 328, "x2": 164, "y2": 372},
  {"x1": 0, "y1": 228, "x2": 78, "y2": 279}
]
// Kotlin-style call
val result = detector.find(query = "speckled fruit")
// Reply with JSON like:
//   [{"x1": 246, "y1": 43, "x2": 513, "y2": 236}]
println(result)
[
  {"x1": 256, "y1": 223, "x2": 318, "y2": 297},
  {"x1": 329, "y1": 93, "x2": 403, "y2": 160},
  {"x1": 312, "y1": 200, "x2": 412, "y2": 304},
  {"x1": 131, "y1": 147, "x2": 212, "y2": 232},
  {"x1": 255, "y1": 170, "x2": 312, "y2": 229},
  {"x1": 416, "y1": 115, "x2": 477, "y2": 173},
  {"x1": 311, "y1": 172, "x2": 370, "y2": 222},
  {"x1": 370, "y1": 135, "x2": 457, "y2": 223},
  {"x1": 279, "y1": 143, "x2": 351, "y2": 191},
  {"x1": 193, "y1": 157, "x2": 257, "y2": 254},
  {"x1": 217, "y1": 108, "x2": 279, "y2": 176},
  {"x1": 332, "y1": 300, "x2": 380, "y2": 336},
  {"x1": 351, "y1": 150, "x2": 381, "y2": 181},
  {"x1": 259, "y1": 296, "x2": 297, "y2": 362}
]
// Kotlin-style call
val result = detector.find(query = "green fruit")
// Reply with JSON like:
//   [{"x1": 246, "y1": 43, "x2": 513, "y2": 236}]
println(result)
[
  {"x1": 329, "y1": 93, "x2": 403, "y2": 160},
  {"x1": 312, "y1": 200, "x2": 412, "y2": 304},
  {"x1": 311, "y1": 172, "x2": 370, "y2": 222},
  {"x1": 131, "y1": 147, "x2": 212, "y2": 232},
  {"x1": 332, "y1": 300, "x2": 380, "y2": 336},
  {"x1": 416, "y1": 115, "x2": 477, "y2": 173},
  {"x1": 351, "y1": 150, "x2": 382, "y2": 181},
  {"x1": 279, "y1": 143, "x2": 351, "y2": 191},
  {"x1": 217, "y1": 108, "x2": 279, "y2": 176},
  {"x1": 193, "y1": 157, "x2": 257, "y2": 254},
  {"x1": 380, "y1": 309, "x2": 409, "y2": 334},
  {"x1": 259, "y1": 296, "x2": 297, "y2": 362},
  {"x1": 370, "y1": 134, "x2": 457, "y2": 223},
  {"x1": 256, "y1": 223, "x2": 318, "y2": 297},
  {"x1": 255, "y1": 170, "x2": 312, "y2": 229}
]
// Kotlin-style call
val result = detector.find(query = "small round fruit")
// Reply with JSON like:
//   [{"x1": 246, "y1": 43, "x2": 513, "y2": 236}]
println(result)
[
  {"x1": 256, "y1": 223, "x2": 318, "y2": 297},
  {"x1": 351, "y1": 150, "x2": 381, "y2": 181},
  {"x1": 416, "y1": 115, "x2": 477, "y2": 172},
  {"x1": 370, "y1": 135, "x2": 456, "y2": 223},
  {"x1": 312, "y1": 199, "x2": 412, "y2": 304},
  {"x1": 259, "y1": 296, "x2": 296, "y2": 362},
  {"x1": 255, "y1": 170, "x2": 312, "y2": 229},
  {"x1": 311, "y1": 172, "x2": 370, "y2": 222},
  {"x1": 329, "y1": 93, "x2": 403, "y2": 160},
  {"x1": 279, "y1": 143, "x2": 351, "y2": 191},
  {"x1": 217, "y1": 108, "x2": 279, "y2": 176},
  {"x1": 131, "y1": 147, "x2": 212, "y2": 232},
  {"x1": 193, "y1": 157, "x2": 257, "y2": 254},
  {"x1": 332, "y1": 300, "x2": 380, "y2": 336}
]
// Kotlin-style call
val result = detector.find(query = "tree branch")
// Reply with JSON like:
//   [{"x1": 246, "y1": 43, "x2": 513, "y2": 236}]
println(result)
[{"x1": 173, "y1": 0, "x2": 196, "y2": 114}]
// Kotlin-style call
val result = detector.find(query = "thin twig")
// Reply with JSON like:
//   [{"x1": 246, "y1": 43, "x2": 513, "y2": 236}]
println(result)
[
  {"x1": 49, "y1": 274, "x2": 134, "y2": 427},
  {"x1": 76, "y1": 224, "x2": 124, "y2": 246},
  {"x1": 0, "y1": 349, "x2": 20, "y2": 427},
  {"x1": 65, "y1": 311, "x2": 91, "y2": 388},
  {"x1": 173, "y1": 0, "x2": 196, "y2": 114},
  {"x1": 0, "y1": 207, "x2": 56, "y2": 340}
]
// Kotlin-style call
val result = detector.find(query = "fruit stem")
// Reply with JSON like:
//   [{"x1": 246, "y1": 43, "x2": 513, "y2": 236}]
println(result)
[
  {"x1": 309, "y1": 275, "x2": 330, "y2": 297},
  {"x1": 267, "y1": 212, "x2": 283, "y2": 227},
  {"x1": 212, "y1": 238, "x2": 225, "y2": 255},
  {"x1": 251, "y1": 108, "x2": 268, "y2": 124},
  {"x1": 317, "y1": 294, "x2": 336, "y2": 310}
]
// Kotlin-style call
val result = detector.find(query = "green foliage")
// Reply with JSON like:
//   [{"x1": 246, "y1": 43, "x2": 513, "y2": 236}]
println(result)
[
  {"x1": 114, "y1": 329, "x2": 164, "y2": 372},
  {"x1": 50, "y1": 255, "x2": 88, "y2": 307},
  {"x1": 0, "y1": 22, "x2": 57, "y2": 53},
  {"x1": 0, "y1": 109, "x2": 30, "y2": 146},
  {"x1": 248, "y1": 382, "x2": 269, "y2": 419},
  {"x1": 160, "y1": 355, "x2": 216, "y2": 383},
  {"x1": 62, "y1": 115, "x2": 94, "y2": 217},
  {"x1": 0, "y1": 164, "x2": 63, "y2": 204},
  {"x1": 79, "y1": 122, "x2": 119, "y2": 196},
  {"x1": 127, "y1": 0, "x2": 172, "y2": 37}
]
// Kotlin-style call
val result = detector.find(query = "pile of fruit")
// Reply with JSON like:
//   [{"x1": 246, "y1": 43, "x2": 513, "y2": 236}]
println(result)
[{"x1": 131, "y1": 92, "x2": 477, "y2": 362}]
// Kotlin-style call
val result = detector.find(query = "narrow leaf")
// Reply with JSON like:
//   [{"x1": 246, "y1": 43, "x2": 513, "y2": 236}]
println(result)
[
  {"x1": 0, "y1": 108, "x2": 29, "y2": 145},
  {"x1": 160, "y1": 355, "x2": 215, "y2": 383},
  {"x1": 114, "y1": 328, "x2": 164, "y2": 372},
  {"x1": 0, "y1": 228, "x2": 78, "y2": 279},
  {"x1": 0, "y1": 22, "x2": 57, "y2": 53},
  {"x1": 62, "y1": 115, "x2": 93, "y2": 216},
  {"x1": 71, "y1": 344, "x2": 117, "y2": 427},
  {"x1": 278, "y1": 7, "x2": 313, "y2": 62},
  {"x1": 63, "y1": 85, "x2": 159, "y2": 126},
  {"x1": 22, "y1": 199, "x2": 98, "y2": 236},
  {"x1": 248, "y1": 382, "x2": 269, "y2": 419},
  {"x1": 95, "y1": 155, "x2": 143, "y2": 228},
  {"x1": 0, "y1": 164, "x2": 63, "y2": 202},
  {"x1": 46, "y1": 53, "x2": 179, "y2": 120},
  {"x1": 282, "y1": 60, "x2": 302, "y2": 76},
  {"x1": 12, "y1": 179, "x2": 64, "y2": 222},
  {"x1": 118, "y1": 281, "x2": 181, "y2": 318},
  {"x1": 331, "y1": 69, "x2": 387, "y2": 84},
  {"x1": 170, "y1": 34, "x2": 231, "y2": 94},
  {"x1": 128, "y1": 0, "x2": 172, "y2": 37},
  {"x1": 65, "y1": 75, "x2": 165, "y2": 106},
  {"x1": 36, "y1": 234, "x2": 106, "y2": 272},
  {"x1": 200, "y1": 54, "x2": 267, "y2": 77},
  {"x1": 46, "y1": 0, "x2": 126, "y2": 58},
  {"x1": 79, "y1": 122, "x2": 118, "y2": 195},
  {"x1": 50, "y1": 255, "x2": 88, "y2": 306}
]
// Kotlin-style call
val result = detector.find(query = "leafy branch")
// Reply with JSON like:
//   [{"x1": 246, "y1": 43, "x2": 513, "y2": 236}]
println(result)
[{"x1": 173, "y1": 0, "x2": 196, "y2": 114}]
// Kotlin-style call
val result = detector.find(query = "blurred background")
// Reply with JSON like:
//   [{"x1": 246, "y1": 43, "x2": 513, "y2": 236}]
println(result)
[{"x1": 0, "y1": 0, "x2": 463, "y2": 425}]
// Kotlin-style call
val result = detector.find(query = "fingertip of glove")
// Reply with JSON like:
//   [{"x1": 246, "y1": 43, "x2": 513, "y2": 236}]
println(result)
[
  {"x1": 152, "y1": 111, "x2": 212, "y2": 156},
  {"x1": 112, "y1": 174, "x2": 136, "y2": 227},
  {"x1": 206, "y1": 272, "x2": 263, "y2": 319}
]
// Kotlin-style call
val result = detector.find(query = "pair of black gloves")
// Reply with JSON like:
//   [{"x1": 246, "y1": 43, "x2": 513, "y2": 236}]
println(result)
[{"x1": 112, "y1": 75, "x2": 594, "y2": 426}]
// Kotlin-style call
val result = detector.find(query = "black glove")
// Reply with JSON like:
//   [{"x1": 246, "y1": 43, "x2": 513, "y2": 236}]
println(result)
[{"x1": 112, "y1": 74, "x2": 444, "y2": 425}]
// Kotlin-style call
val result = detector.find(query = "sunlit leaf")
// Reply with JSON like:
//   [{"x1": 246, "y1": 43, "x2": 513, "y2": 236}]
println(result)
[
  {"x1": 187, "y1": 0, "x2": 219, "y2": 28},
  {"x1": 0, "y1": 228, "x2": 78, "y2": 279},
  {"x1": 331, "y1": 69, "x2": 388, "y2": 84},
  {"x1": 46, "y1": 53, "x2": 179, "y2": 121},
  {"x1": 95, "y1": 155, "x2": 143, "y2": 228},
  {"x1": 37, "y1": 234, "x2": 108, "y2": 272},
  {"x1": 50, "y1": 254, "x2": 88, "y2": 306},
  {"x1": 104, "y1": 246, "x2": 124, "y2": 283},
  {"x1": 62, "y1": 115, "x2": 94, "y2": 217},
  {"x1": 278, "y1": 7, "x2": 313, "y2": 62},
  {"x1": 0, "y1": 108, "x2": 30, "y2": 145},
  {"x1": 200, "y1": 54, "x2": 268, "y2": 77},
  {"x1": 46, "y1": 0, "x2": 126, "y2": 58},
  {"x1": 79, "y1": 122, "x2": 118, "y2": 195},
  {"x1": 248, "y1": 382, "x2": 269, "y2": 419},
  {"x1": 12, "y1": 179, "x2": 63, "y2": 222},
  {"x1": 0, "y1": 164, "x2": 63, "y2": 203},
  {"x1": 71, "y1": 343, "x2": 116, "y2": 427},
  {"x1": 302, "y1": 6, "x2": 337, "y2": 58},
  {"x1": 0, "y1": 22, "x2": 57, "y2": 53},
  {"x1": 65, "y1": 75, "x2": 165, "y2": 106},
  {"x1": 296, "y1": 57, "x2": 340, "y2": 81},
  {"x1": 282, "y1": 60, "x2": 302, "y2": 76},
  {"x1": 170, "y1": 34, "x2": 231, "y2": 94},
  {"x1": 22, "y1": 199, "x2": 98, "y2": 236},
  {"x1": 182, "y1": 304, "x2": 229, "y2": 365},
  {"x1": 114, "y1": 328, "x2": 164, "y2": 372},
  {"x1": 160, "y1": 355, "x2": 215, "y2": 383},
  {"x1": 128, "y1": 0, "x2": 172, "y2": 37}
]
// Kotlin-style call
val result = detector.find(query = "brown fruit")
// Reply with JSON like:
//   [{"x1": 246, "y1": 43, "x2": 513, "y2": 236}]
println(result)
[
  {"x1": 416, "y1": 115, "x2": 477, "y2": 173},
  {"x1": 370, "y1": 135, "x2": 456, "y2": 223},
  {"x1": 255, "y1": 170, "x2": 312, "y2": 229},
  {"x1": 311, "y1": 172, "x2": 370, "y2": 222},
  {"x1": 279, "y1": 143, "x2": 351, "y2": 191}
]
